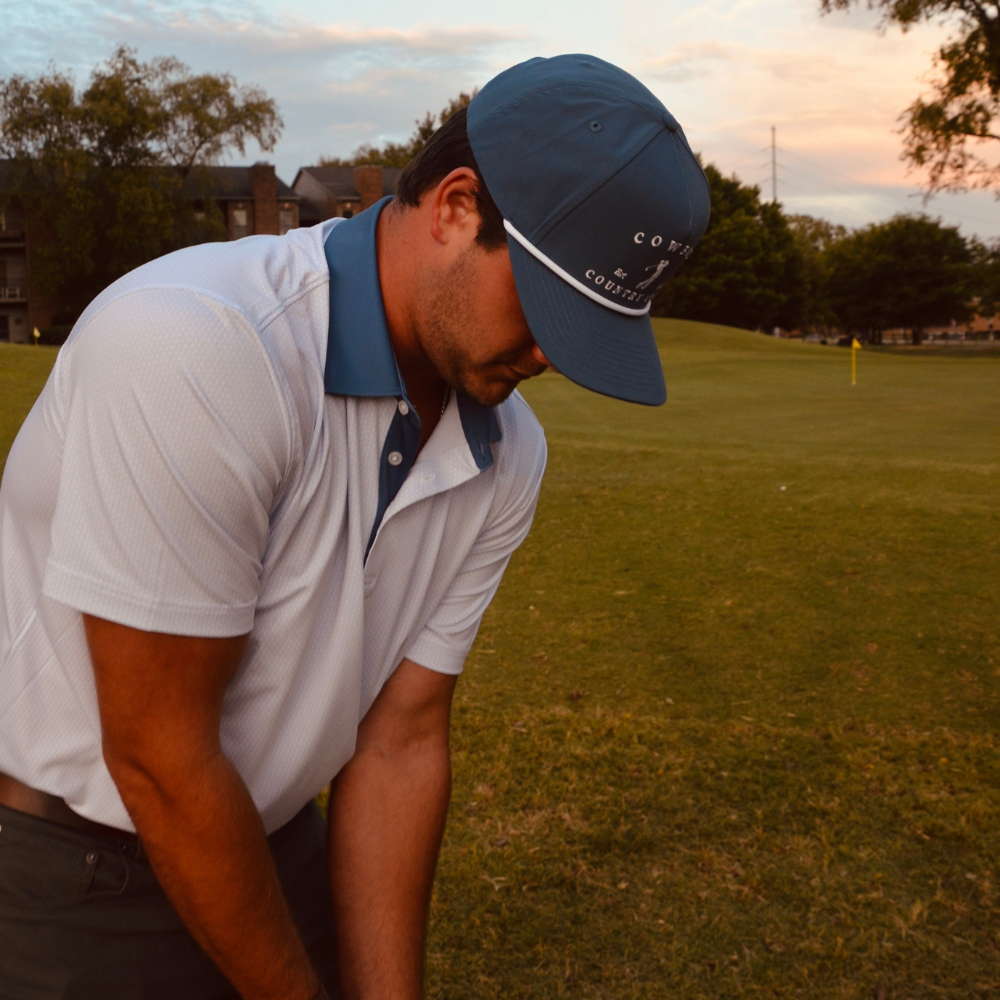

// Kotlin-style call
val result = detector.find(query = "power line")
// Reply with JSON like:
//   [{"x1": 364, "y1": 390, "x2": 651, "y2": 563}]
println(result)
[
  {"x1": 770, "y1": 126, "x2": 777, "y2": 205},
  {"x1": 725, "y1": 134, "x2": 997, "y2": 232}
]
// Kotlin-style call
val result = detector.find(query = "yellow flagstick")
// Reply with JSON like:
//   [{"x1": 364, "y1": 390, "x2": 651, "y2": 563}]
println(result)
[{"x1": 851, "y1": 337, "x2": 862, "y2": 386}]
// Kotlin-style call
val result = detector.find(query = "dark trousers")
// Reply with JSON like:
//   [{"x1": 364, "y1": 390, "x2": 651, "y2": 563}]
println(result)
[{"x1": 0, "y1": 801, "x2": 339, "y2": 999}]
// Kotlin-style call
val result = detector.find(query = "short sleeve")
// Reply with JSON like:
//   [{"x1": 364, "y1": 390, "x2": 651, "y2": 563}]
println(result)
[
  {"x1": 405, "y1": 397, "x2": 547, "y2": 674},
  {"x1": 42, "y1": 289, "x2": 292, "y2": 637}
]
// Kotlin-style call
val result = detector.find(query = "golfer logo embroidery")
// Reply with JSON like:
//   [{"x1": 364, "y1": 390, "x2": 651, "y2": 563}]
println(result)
[{"x1": 636, "y1": 260, "x2": 670, "y2": 290}]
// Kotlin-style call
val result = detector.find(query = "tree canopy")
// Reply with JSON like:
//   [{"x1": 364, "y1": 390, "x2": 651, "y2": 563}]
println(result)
[
  {"x1": 823, "y1": 214, "x2": 973, "y2": 340},
  {"x1": 652, "y1": 163, "x2": 986, "y2": 339},
  {"x1": 821, "y1": 0, "x2": 1000, "y2": 193},
  {"x1": 0, "y1": 46, "x2": 282, "y2": 318},
  {"x1": 786, "y1": 214, "x2": 847, "y2": 331},
  {"x1": 653, "y1": 164, "x2": 806, "y2": 332},
  {"x1": 320, "y1": 93, "x2": 475, "y2": 168}
]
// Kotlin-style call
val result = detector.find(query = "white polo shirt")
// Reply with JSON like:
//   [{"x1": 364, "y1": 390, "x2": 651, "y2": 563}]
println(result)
[{"x1": 0, "y1": 201, "x2": 547, "y2": 834}]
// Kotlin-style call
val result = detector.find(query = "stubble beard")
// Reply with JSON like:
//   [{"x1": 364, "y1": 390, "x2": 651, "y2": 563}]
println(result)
[{"x1": 417, "y1": 248, "x2": 521, "y2": 408}]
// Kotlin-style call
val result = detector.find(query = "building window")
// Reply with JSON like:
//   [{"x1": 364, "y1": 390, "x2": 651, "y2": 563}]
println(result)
[
  {"x1": 0, "y1": 202, "x2": 24, "y2": 235},
  {"x1": 0, "y1": 260, "x2": 13, "y2": 301},
  {"x1": 231, "y1": 208, "x2": 249, "y2": 240},
  {"x1": 342, "y1": 208, "x2": 354, "y2": 219},
  {"x1": 278, "y1": 207, "x2": 295, "y2": 235}
]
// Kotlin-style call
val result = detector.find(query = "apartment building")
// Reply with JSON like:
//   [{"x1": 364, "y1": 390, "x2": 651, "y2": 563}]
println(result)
[
  {"x1": 182, "y1": 162, "x2": 300, "y2": 240},
  {"x1": 292, "y1": 165, "x2": 402, "y2": 225},
  {"x1": 0, "y1": 196, "x2": 28, "y2": 344},
  {"x1": 0, "y1": 161, "x2": 299, "y2": 342}
]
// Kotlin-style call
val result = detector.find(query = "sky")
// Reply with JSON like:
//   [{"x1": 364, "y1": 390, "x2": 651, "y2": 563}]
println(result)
[{"x1": 3, "y1": 0, "x2": 1000, "y2": 240}]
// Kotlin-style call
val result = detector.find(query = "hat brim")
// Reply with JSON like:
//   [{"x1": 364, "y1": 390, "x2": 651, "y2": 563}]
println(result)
[{"x1": 507, "y1": 233, "x2": 667, "y2": 406}]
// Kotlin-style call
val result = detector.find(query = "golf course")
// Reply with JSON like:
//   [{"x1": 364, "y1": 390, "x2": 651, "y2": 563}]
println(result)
[{"x1": 2, "y1": 321, "x2": 998, "y2": 998}]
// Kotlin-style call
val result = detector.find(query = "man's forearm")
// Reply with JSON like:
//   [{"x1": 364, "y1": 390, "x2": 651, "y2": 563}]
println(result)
[
  {"x1": 327, "y1": 737, "x2": 451, "y2": 1000},
  {"x1": 110, "y1": 750, "x2": 319, "y2": 1000}
]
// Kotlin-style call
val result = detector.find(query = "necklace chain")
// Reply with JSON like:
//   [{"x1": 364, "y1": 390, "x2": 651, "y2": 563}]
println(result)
[{"x1": 440, "y1": 386, "x2": 450, "y2": 418}]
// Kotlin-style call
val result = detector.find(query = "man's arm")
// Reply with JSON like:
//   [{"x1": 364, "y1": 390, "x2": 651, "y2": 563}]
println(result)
[
  {"x1": 83, "y1": 614, "x2": 321, "y2": 1000},
  {"x1": 328, "y1": 658, "x2": 457, "y2": 1000}
]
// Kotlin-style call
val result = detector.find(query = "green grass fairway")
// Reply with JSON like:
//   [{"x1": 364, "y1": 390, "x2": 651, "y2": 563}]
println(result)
[
  {"x1": 430, "y1": 322, "x2": 1000, "y2": 999},
  {"x1": 2, "y1": 326, "x2": 998, "y2": 998},
  {"x1": 0, "y1": 343, "x2": 58, "y2": 469}
]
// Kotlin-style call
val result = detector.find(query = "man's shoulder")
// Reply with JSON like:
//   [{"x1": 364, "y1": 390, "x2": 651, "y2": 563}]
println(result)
[
  {"x1": 72, "y1": 223, "x2": 335, "y2": 343},
  {"x1": 62, "y1": 225, "x2": 338, "y2": 438}
]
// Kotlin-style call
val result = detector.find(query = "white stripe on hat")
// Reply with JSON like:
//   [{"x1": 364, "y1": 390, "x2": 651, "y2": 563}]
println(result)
[{"x1": 503, "y1": 220, "x2": 652, "y2": 317}]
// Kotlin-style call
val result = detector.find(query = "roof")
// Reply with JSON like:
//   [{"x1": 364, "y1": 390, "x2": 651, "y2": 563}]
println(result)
[
  {"x1": 1, "y1": 160, "x2": 302, "y2": 205},
  {"x1": 293, "y1": 166, "x2": 402, "y2": 201},
  {"x1": 179, "y1": 166, "x2": 299, "y2": 202}
]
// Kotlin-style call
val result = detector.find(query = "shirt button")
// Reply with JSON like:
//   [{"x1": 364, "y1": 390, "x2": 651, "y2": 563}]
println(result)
[
  {"x1": 387, "y1": 451, "x2": 403, "y2": 466},
  {"x1": 397, "y1": 400, "x2": 409, "y2": 416}
]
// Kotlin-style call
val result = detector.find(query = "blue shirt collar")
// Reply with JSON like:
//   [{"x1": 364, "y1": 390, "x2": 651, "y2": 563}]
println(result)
[
  {"x1": 323, "y1": 198, "x2": 402, "y2": 398},
  {"x1": 323, "y1": 197, "x2": 502, "y2": 471}
]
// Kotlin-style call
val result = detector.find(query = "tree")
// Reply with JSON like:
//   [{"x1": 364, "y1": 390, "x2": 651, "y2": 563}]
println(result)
[
  {"x1": 0, "y1": 46, "x2": 282, "y2": 319},
  {"x1": 821, "y1": 0, "x2": 1000, "y2": 193},
  {"x1": 320, "y1": 92, "x2": 475, "y2": 168},
  {"x1": 786, "y1": 214, "x2": 848, "y2": 332},
  {"x1": 653, "y1": 164, "x2": 807, "y2": 332},
  {"x1": 967, "y1": 235, "x2": 1000, "y2": 317},
  {"x1": 824, "y1": 214, "x2": 973, "y2": 342}
]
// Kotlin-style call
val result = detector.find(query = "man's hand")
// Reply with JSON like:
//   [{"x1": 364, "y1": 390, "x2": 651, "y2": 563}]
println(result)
[
  {"x1": 328, "y1": 658, "x2": 457, "y2": 1000},
  {"x1": 83, "y1": 614, "x2": 321, "y2": 1000}
]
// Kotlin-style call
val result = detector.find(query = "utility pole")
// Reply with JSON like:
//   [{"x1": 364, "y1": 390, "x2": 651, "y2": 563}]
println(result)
[{"x1": 771, "y1": 125, "x2": 777, "y2": 204}]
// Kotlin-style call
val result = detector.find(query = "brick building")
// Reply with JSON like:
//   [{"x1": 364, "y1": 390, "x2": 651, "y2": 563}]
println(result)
[
  {"x1": 0, "y1": 163, "x2": 411, "y2": 343},
  {"x1": 0, "y1": 161, "x2": 299, "y2": 342},
  {"x1": 182, "y1": 163, "x2": 300, "y2": 241},
  {"x1": 292, "y1": 165, "x2": 401, "y2": 225},
  {"x1": 0, "y1": 196, "x2": 29, "y2": 344}
]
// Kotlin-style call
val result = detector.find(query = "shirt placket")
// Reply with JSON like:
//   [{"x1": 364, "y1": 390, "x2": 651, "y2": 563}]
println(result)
[{"x1": 365, "y1": 397, "x2": 422, "y2": 561}]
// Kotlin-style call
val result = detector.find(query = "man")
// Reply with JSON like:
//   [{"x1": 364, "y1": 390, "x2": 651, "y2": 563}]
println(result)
[{"x1": 0, "y1": 55, "x2": 709, "y2": 999}]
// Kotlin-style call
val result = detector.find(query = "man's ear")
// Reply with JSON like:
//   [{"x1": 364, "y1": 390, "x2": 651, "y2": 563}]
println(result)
[{"x1": 428, "y1": 167, "x2": 482, "y2": 246}]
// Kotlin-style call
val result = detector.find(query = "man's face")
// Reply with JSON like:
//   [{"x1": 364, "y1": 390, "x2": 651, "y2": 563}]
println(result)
[{"x1": 415, "y1": 241, "x2": 548, "y2": 407}]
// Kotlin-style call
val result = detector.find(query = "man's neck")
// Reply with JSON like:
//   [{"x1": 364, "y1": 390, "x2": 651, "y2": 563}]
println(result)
[{"x1": 375, "y1": 202, "x2": 449, "y2": 447}]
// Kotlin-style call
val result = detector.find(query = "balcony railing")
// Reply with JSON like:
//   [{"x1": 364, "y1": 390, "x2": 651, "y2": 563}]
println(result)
[{"x1": 0, "y1": 286, "x2": 24, "y2": 300}]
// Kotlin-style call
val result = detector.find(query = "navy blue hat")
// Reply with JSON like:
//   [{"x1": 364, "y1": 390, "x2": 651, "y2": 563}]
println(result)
[{"x1": 468, "y1": 55, "x2": 710, "y2": 405}]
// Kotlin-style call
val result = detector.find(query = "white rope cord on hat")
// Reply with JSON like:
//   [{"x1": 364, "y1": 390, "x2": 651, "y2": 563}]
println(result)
[{"x1": 503, "y1": 220, "x2": 652, "y2": 317}]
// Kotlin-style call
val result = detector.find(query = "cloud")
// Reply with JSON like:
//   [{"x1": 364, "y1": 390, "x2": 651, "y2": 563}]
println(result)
[
  {"x1": 28, "y1": 0, "x2": 523, "y2": 74},
  {"x1": 641, "y1": 35, "x2": 882, "y2": 90},
  {"x1": 101, "y1": 6, "x2": 522, "y2": 61},
  {"x1": 616, "y1": 2, "x2": 1000, "y2": 234},
  {"x1": 1, "y1": 0, "x2": 525, "y2": 173},
  {"x1": 4, "y1": 0, "x2": 998, "y2": 237},
  {"x1": 635, "y1": 16, "x2": 945, "y2": 181},
  {"x1": 640, "y1": 40, "x2": 743, "y2": 81}
]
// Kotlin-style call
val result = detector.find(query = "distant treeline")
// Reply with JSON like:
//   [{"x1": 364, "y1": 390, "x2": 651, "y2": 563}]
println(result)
[
  {"x1": 331, "y1": 108, "x2": 999, "y2": 343},
  {"x1": 652, "y1": 164, "x2": 999, "y2": 341},
  {"x1": 5, "y1": 51, "x2": 994, "y2": 342}
]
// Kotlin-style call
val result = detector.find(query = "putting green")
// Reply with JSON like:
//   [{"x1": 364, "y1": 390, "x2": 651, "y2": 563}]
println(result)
[{"x1": 2, "y1": 324, "x2": 998, "y2": 997}]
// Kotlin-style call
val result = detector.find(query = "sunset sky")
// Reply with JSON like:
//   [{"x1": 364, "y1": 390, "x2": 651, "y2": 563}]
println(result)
[{"x1": 5, "y1": 0, "x2": 999, "y2": 239}]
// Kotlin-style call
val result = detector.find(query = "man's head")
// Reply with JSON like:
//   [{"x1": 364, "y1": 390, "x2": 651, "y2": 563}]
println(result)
[
  {"x1": 381, "y1": 55, "x2": 711, "y2": 408},
  {"x1": 382, "y1": 107, "x2": 547, "y2": 408}
]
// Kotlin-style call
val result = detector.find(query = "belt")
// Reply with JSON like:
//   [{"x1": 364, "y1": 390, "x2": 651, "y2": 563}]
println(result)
[{"x1": 0, "y1": 771, "x2": 140, "y2": 847}]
